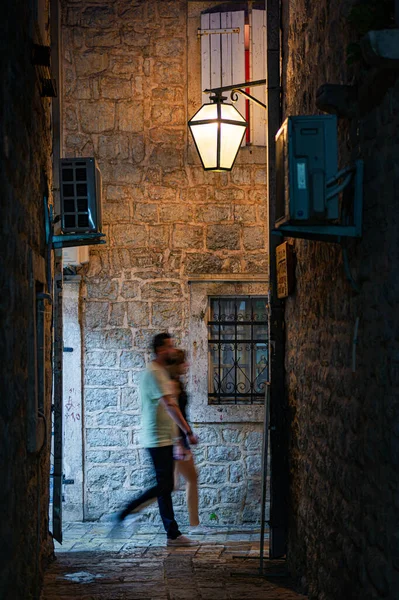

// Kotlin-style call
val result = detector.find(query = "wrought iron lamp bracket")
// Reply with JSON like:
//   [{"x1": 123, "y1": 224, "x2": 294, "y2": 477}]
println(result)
[{"x1": 204, "y1": 79, "x2": 267, "y2": 110}]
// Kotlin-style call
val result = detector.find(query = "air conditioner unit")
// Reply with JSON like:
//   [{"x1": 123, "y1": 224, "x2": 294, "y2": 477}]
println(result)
[
  {"x1": 275, "y1": 115, "x2": 339, "y2": 227},
  {"x1": 62, "y1": 246, "x2": 90, "y2": 267},
  {"x1": 60, "y1": 157, "x2": 103, "y2": 234}
]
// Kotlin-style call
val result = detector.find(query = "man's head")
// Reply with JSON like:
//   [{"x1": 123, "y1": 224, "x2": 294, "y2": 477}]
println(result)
[{"x1": 152, "y1": 332, "x2": 175, "y2": 362}]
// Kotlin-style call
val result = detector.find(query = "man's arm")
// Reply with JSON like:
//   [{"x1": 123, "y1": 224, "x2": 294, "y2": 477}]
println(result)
[{"x1": 160, "y1": 395, "x2": 198, "y2": 445}]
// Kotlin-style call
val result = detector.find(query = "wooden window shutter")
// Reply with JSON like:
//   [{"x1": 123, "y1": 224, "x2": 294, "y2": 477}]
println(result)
[
  {"x1": 201, "y1": 10, "x2": 246, "y2": 135},
  {"x1": 250, "y1": 9, "x2": 266, "y2": 146}
]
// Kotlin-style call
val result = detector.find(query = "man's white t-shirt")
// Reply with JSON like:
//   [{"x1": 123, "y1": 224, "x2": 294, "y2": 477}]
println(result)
[{"x1": 139, "y1": 362, "x2": 178, "y2": 448}]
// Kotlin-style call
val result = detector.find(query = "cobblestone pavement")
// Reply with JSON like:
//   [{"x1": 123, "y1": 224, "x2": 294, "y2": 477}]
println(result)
[{"x1": 41, "y1": 523, "x2": 307, "y2": 599}]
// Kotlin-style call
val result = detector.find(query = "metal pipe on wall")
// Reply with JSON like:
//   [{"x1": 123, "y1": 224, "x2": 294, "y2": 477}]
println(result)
[{"x1": 264, "y1": 0, "x2": 289, "y2": 560}]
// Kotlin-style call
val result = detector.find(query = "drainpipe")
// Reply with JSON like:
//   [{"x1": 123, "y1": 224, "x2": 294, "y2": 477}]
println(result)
[{"x1": 265, "y1": 0, "x2": 288, "y2": 559}]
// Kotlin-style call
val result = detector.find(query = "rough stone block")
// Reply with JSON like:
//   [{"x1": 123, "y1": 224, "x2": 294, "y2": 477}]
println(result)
[
  {"x1": 153, "y1": 60, "x2": 184, "y2": 85},
  {"x1": 87, "y1": 280, "x2": 118, "y2": 300},
  {"x1": 120, "y1": 351, "x2": 146, "y2": 370},
  {"x1": 242, "y1": 506, "x2": 261, "y2": 523},
  {"x1": 198, "y1": 465, "x2": 227, "y2": 485},
  {"x1": 129, "y1": 468, "x2": 155, "y2": 488},
  {"x1": 152, "y1": 302, "x2": 183, "y2": 328},
  {"x1": 110, "y1": 56, "x2": 143, "y2": 76},
  {"x1": 84, "y1": 301, "x2": 109, "y2": 328},
  {"x1": 122, "y1": 29, "x2": 150, "y2": 49},
  {"x1": 106, "y1": 162, "x2": 144, "y2": 185},
  {"x1": 245, "y1": 454, "x2": 262, "y2": 476},
  {"x1": 121, "y1": 387, "x2": 140, "y2": 411},
  {"x1": 184, "y1": 253, "x2": 223, "y2": 274},
  {"x1": 87, "y1": 466, "x2": 127, "y2": 491},
  {"x1": 172, "y1": 224, "x2": 203, "y2": 249},
  {"x1": 195, "y1": 205, "x2": 231, "y2": 223},
  {"x1": 112, "y1": 224, "x2": 148, "y2": 247},
  {"x1": 220, "y1": 484, "x2": 246, "y2": 504},
  {"x1": 230, "y1": 462, "x2": 245, "y2": 483},
  {"x1": 86, "y1": 351, "x2": 118, "y2": 368},
  {"x1": 106, "y1": 185, "x2": 135, "y2": 202},
  {"x1": 231, "y1": 166, "x2": 252, "y2": 185},
  {"x1": 233, "y1": 205, "x2": 257, "y2": 222},
  {"x1": 85, "y1": 388, "x2": 119, "y2": 411},
  {"x1": 109, "y1": 302, "x2": 126, "y2": 327},
  {"x1": 86, "y1": 29, "x2": 121, "y2": 48},
  {"x1": 148, "y1": 225, "x2": 170, "y2": 249},
  {"x1": 97, "y1": 134, "x2": 129, "y2": 160},
  {"x1": 198, "y1": 487, "x2": 220, "y2": 507},
  {"x1": 244, "y1": 430, "x2": 262, "y2": 451},
  {"x1": 215, "y1": 188, "x2": 245, "y2": 203},
  {"x1": 130, "y1": 135, "x2": 146, "y2": 163},
  {"x1": 134, "y1": 202, "x2": 158, "y2": 223},
  {"x1": 195, "y1": 427, "x2": 218, "y2": 444},
  {"x1": 141, "y1": 281, "x2": 182, "y2": 300},
  {"x1": 85, "y1": 329, "x2": 133, "y2": 350},
  {"x1": 86, "y1": 428, "x2": 129, "y2": 448},
  {"x1": 222, "y1": 428, "x2": 244, "y2": 444},
  {"x1": 243, "y1": 226, "x2": 266, "y2": 250},
  {"x1": 206, "y1": 224, "x2": 240, "y2": 251},
  {"x1": 134, "y1": 329, "x2": 155, "y2": 351},
  {"x1": 148, "y1": 186, "x2": 177, "y2": 202},
  {"x1": 127, "y1": 301, "x2": 150, "y2": 327},
  {"x1": 103, "y1": 202, "x2": 130, "y2": 224},
  {"x1": 150, "y1": 127, "x2": 185, "y2": 147},
  {"x1": 75, "y1": 52, "x2": 109, "y2": 77},
  {"x1": 96, "y1": 412, "x2": 140, "y2": 427},
  {"x1": 64, "y1": 105, "x2": 78, "y2": 131},
  {"x1": 207, "y1": 445, "x2": 241, "y2": 462},
  {"x1": 80, "y1": 101, "x2": 115, "y2": 133},
  {"x1": 150, "y1": 146, "x2": 183, "y2": 170},
  {"x1": 162, "y1": 168, "x2": 189, "y2": 187},
  {"x1": 159, "y1": 204, "x2": 194, "y2": 222},
  {"x1": 120, "y1": 281, "x2": 139, "y2": 299},
  {"x1": 153, "y1": 37, "x2": 185, "y2": 58},
  {"x1": 101, "y1": 77, "x2": 132, "y2": 100},
  {"x1": 85, "y1": 368, "x2": 129, "y2": 387},
  {"x1": 242, "y1": 254, "x2": 268, "y2": 274},
  {"x1": 81, "y1": 5, "x2": 116, "y2": 28},
  {"x1": 86, "y1": 450, "x2": 111, "y2": 463},
  {"x1": 118, "y1": 103, "x2": 144, "y2": 132}
]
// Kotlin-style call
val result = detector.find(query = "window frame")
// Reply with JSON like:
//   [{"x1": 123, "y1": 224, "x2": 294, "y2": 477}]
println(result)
[
  {"x1": 207, "y1": 295, "x2": 269, "y2": 406},
  {"x1": 200, "y1": 2, "x2": 266, "y2": 146}
]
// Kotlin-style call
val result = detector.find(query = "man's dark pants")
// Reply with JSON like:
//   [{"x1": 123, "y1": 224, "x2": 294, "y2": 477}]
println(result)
[{"x1": 121, "y1": 445, "x2": 181, "y2": 540}]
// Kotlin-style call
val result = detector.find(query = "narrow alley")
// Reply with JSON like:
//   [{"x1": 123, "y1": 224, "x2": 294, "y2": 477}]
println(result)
[
  {"x1": 3, "y1": 0, "x2": 399, "y2": 599},
  {"x1": 42, "y1": 524, "x2": 305, "y2": 600}
]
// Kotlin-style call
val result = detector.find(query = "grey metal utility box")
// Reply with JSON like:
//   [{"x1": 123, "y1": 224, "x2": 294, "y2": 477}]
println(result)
[
  {"x1": 60, "y1": 157, "x2": 103, "y2": 234},
  {"x1": 275, "y1": 115, "x2": 339, "y2": 227}
]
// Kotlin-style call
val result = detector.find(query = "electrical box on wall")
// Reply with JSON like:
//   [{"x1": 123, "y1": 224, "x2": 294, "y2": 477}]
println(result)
[
  {"x1": 60, "y1": 157, "x2": 103, "y2": 234},
  {"x1": 62, "y1": 246, "x2": 90, "y2": 267},
  {"x1": 274, "y1": 115, "x2": 363, "y2": 242},
  {"x1": 275, "y1": 115, "x2": 339, "y2": 226}
]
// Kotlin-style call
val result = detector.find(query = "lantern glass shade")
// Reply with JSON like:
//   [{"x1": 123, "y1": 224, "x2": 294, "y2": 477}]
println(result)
[{"x1": 188, "y1": 100, "x2": 247, "y2": 171}]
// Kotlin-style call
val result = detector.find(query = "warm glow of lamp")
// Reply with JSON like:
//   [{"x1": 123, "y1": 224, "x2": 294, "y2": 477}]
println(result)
[{"x1": 188, "y1": 96, "x2": 247, "y2": 172}]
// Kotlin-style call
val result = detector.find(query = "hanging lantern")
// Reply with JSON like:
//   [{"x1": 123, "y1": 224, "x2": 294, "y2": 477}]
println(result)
[{"x1": 188, "y1": 95, "x2": 247, "y2": 172}]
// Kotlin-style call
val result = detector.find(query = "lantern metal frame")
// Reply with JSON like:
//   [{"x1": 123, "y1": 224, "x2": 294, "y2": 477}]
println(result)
[{"x1": 188, "y1": 79, "x2": 267, "y2": 172}]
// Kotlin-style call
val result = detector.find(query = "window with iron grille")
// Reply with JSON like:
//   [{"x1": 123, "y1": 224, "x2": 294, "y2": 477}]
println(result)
[{"x1": 208, "y1": 297, "x2": 269, "y2": 405}]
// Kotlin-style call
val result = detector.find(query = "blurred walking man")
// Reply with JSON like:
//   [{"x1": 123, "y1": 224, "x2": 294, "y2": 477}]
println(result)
[{"x1": 115, "y1": 333, "x2": 199, "y2": 546}]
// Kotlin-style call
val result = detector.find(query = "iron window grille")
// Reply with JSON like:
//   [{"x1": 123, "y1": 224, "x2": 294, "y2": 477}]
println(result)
[{"x1": 208, "y1": 296, "x2": 269, "y2": 405}]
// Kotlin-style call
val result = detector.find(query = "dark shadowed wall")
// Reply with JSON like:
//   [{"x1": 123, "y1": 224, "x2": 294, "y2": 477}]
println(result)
[
  {"x1": 0, "y1": 1, "x2": 54, "y2": 597},
  {"x1": 282, "y1": 1, "x2": 399, "y2": 598}
]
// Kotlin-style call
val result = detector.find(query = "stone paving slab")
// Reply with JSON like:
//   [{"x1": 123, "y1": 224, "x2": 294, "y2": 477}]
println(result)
[{"x1": 43, "y1": 524, "x2": 307, "y2": 600}]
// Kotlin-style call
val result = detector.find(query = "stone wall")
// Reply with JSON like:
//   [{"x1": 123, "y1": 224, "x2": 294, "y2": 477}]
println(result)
[
  {"x1": 0, "y1": 1, "x2": 54, "y2": 598},
  {"x1": 61, "y1": 0, "x2": 268, "y2": 525},
  {"x1": 282, "y1": 1, "x2": 399, "y2": 598}
]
